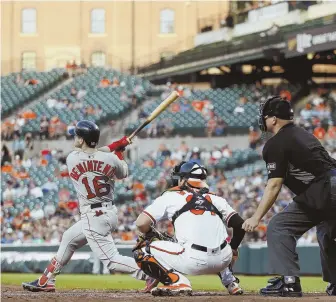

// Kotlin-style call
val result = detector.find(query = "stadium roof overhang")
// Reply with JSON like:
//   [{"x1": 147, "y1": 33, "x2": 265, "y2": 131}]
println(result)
[
  {"x1": 138, "y1": 42, "x2": 286, "y2": 81},
  {"x1": 138, "y1": 15, "x2": 336, "y2": 82}
]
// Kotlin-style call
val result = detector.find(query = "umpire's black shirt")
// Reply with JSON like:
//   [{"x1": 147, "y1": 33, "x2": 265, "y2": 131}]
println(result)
[{"x1": 263, "y1": 123, "x2": 336, "y2": 209}]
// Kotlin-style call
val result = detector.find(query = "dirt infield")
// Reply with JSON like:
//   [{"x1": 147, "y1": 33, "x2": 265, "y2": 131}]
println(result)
[{"x1": 1, "y1": 285, "x2": 334, "y2": 302}]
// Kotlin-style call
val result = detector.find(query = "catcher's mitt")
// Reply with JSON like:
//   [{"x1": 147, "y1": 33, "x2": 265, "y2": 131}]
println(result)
[{"x1": 132, "y1": 228, "x2": 176, "y2": 252}]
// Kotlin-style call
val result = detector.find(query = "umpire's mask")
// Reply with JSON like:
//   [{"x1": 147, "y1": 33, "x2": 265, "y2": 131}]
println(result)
[{"x1": 258, "y1": 96, "x2": 294, "y2": 132}]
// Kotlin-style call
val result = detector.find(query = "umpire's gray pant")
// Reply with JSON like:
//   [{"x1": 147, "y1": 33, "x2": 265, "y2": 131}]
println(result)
[{"x1": 267, "y1": 202, "x2": 336, "y2": 283}]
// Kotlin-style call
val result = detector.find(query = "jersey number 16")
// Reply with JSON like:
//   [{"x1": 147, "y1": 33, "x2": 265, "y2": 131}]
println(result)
[{"x1": 82, "y1": 176, "x2": 110, "y2": 199}]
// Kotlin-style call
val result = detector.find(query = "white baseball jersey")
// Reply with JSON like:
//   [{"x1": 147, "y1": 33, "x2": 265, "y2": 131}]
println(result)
[
  {"x1": 66, "y1": 150, "x2": 128, "y2": 210},
  {"x1": 143, "y1": 190, "x2": 237, "y2": 248},
  {"x1": 48, "y1": 150, "x2": 141, "y2": 279}
]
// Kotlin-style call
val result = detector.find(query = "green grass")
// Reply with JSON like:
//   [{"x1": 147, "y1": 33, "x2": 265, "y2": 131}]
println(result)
[{"x1": 1, "y1": 274, "x2": 327, "y2": 292}]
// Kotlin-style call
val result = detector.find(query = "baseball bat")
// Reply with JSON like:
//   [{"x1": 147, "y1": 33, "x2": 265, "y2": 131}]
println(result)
[{"x1": 128, "y1": 91, "x2": 180, "y2": 141}]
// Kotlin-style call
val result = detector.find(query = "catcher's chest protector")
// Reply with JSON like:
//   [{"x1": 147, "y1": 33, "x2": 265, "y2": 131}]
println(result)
[{"x1": 171, "y1": 192, "x2": 223, "y2": 225}]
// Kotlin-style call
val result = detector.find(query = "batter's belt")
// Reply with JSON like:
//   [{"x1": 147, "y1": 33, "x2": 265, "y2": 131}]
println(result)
[{"x1": 91, "y1": 201, "x2": 114, "y2": 209}]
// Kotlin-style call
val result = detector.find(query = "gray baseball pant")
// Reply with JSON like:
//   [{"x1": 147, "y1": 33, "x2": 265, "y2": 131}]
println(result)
[{"x1": 266, "y1": 201, "x2": 336, "y2": 283}]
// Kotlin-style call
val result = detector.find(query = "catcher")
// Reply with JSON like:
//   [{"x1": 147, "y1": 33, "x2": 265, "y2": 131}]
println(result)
[{"x1": 133, "y1": 161, "x2": 246, "y2": 296}]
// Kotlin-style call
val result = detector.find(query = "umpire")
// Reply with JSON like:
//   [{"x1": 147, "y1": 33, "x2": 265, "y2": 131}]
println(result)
[{"x1": 242, "y1": 96, "x2": 336, "y2": 297}]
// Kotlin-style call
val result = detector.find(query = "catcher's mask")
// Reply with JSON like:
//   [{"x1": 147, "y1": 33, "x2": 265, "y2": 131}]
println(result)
[
  {"x1": 171, "y1": 161, "x2": 208, "y2": 189},
  {"x1": 258, "y1": 96, "x2": 294, "y2": 132}
]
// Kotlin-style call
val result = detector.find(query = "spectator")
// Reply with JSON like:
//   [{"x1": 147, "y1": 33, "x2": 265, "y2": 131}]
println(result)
[
  {"x1": 313, "y1": 123, "x2": 326, "y2": 141},
  {"x1": 248, "y1": 126, "x2": 260, "y2": 149},
  {"x1": 12, "y1": 133, "x2": 25, "y2": 159},
  {"x1": 112, "y1": 77, "x2": 120, "y2": 87},
  {"x1": 74, "y1": 99, "x2": 83, "y2": 109},
  {"x1": 70, "y1": 87, "x2": 78, "y2": 97},
  {"x1": 158, "y1": 144, "x2": 171, "y2": 158},
  {"x1": 44, "y1": 201, "x2": 57, "y2": 217},
  {"x1": 300, "y1": 103, "x2": 313, "y2": 119},
  {"x1": 121, "y1": 91, "x2": 130, "y2": 103},
  {"x1": 77, "y1": 87, "x2": 87, "y2": 100},
  {"x1": 206, "y1": 117, "x2": 217, "y2": 137},
  {"x1": 180, "y1": 99, "x2": 192, "y2": 113},
  {"x1": 12, "y1": 114, "x2": 25, "y2": 136},
  {"x1": 15, "y1": 166, "x2": 30, "y2": 179},
  {"x1": 234, "y1": 105, "x2": 245, "y2": 114},
  {"x1": 71, "y1": 60, "x2": 78, "y2": 76},
  {"x1": 24, "y1": 133, "x2": 34, "y2": 160},
  {"x1": 25, "y1": 78, "x2": 39, "y2": 86},
  {"x1": 47, "y1": 97, "x2": 58, "y2": 108},
  {"x1": 42, "y1": 178, "x2": 58, "y2": 193},
  {"x1": 95, "y1": 105, "x2": 103, "y2": 117},
  {"x1": 79, "y1": 60, "x2": 87, "y2": 74},
  {"x1": 29, "y1": 181, "x2": 43, "y2": 199},
  {"x1": 146, "y1": 122, "x2": 157, "y2": 138},
  {"x1": 40, "y1": 116, "x2": 50, "y2": 140},
  {"x1": 138, "y1": 106, "x2": 148, "y2": 119},
  {"x1": 222, "y1": 145, "x2": 232, "y2": 158},
  {"x1": 214, "y1": 118, "x2": 226, "y2": 136},
  {"x1": 30, "y1": 204, "x2": 45, "y2": 221},
  {"x1": 99, "y1": 77, "x2": 110, "y2": 87},
  {"x1": 1, "y1": 145, "x2": 12, "y2": 166},
  {"x1": 15, "y1": 74, "x2": 24, "y2": 85},
  {"x1": 16, "y1": 181, "x2": 29, "y2": 198},
  {"x1": 1, "y1": 119, "x2": 14, "y2": 140},
  {"x1": 66, "y1": 61, "x2": 72, "y2": 76},
  {"x1": 2, "y1": 181, "x2": 16, "y2": 202}
]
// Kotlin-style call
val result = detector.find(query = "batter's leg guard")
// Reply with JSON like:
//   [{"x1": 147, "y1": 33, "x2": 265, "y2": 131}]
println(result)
[
  {"x1": 38, "y1": 257, "x2": 62, "y2": 286},
  {"x1": 134, "y1": 250, "x2": 180, "y2": 285}
]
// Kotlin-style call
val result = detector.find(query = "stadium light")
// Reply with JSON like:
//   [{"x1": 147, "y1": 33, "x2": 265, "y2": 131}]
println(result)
[
  {"x1": 272, "y1": 66, "x2": 284, "y2": 73},
  {"x1": 242, "y1": 65, "x2": 253, "y2": 74},
  {"x1": 307, "y1": 53, "x2": 314, "y2": 60}
]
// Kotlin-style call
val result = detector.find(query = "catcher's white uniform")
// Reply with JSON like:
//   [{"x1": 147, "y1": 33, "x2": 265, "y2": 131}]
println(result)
[{"x1": 141, "y1": 189, "x2": 236, "y2": 287}]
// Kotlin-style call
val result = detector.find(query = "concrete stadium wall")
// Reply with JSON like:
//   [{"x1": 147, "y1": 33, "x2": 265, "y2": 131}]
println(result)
[
  {"x1": 4, "y1": 135, "x2": 249, "y2": 160},
  {"x1": 1, "y1": 243, "x2": 322, "y2": 275},
  {"x1": 1, "y1": 1, "x2": 229, "y2": 74}
]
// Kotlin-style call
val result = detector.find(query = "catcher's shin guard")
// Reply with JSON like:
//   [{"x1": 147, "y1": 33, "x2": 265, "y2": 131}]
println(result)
[
  {"x1": 134, "y1": 250, "x2": 179, "y2": 285},
  {"x1": 38, "y1": 257, "x2": 62, "y2": 286}
]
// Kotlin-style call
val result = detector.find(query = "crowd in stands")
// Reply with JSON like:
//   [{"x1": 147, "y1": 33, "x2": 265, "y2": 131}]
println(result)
[
  {"x1": 297, "y1": 88, "x2": 336, "y2": 147},
  {"x1": 1, "y1": 77, "x2": 142, "y2": 141},
  {"x1": 65, "y1": 60, "x2": 87, "y2": 77},
  {"x1": 3, "y1": 132, "x2": 335, "y2": 245},
  {"x1": 135, "y1": 81, "x2": 296, "y2": 138}
]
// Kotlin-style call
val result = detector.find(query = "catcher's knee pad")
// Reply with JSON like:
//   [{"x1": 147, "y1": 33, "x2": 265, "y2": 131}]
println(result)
[{"x1": 134, "y1": 252, "x2": 179, "y2": 285}]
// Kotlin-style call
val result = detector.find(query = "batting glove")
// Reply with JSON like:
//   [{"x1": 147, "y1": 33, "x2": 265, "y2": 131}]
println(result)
[{"x1": 108, "y1": 136, "x2": 131, "y2": 152}]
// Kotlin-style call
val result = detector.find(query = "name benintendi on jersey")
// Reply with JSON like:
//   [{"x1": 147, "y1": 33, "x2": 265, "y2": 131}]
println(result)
[{"x1": 69, "y1": 160, "x2": 116, "y2": 181}]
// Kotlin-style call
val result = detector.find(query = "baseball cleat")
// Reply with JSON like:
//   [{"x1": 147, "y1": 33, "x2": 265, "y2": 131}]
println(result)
[
  {"x1": 151, "y1": 284, "x2": 192, "y2": 296},
  {"x1": 22, "y1": 279, "x2": 56, "y2": 292},
  {"x1": 142, "y1": 277, "x2": 159, "y2": 293},
  {"x1": 259, "y1": 276, "x2": 302, "y2": 297},
  {"x1": 226, "y1": 281, "x2": 243, "y2": 295},
  {"x1": 326, "y1": 283, "x2": 336, "y2": 296}
]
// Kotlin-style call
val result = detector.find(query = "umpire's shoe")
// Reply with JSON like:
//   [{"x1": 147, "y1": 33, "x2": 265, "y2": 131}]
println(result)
[
  {"x1": 326, "y1": 283, "x2": 336, "y2": 296},
  {"x1": 22, "y1": 279, "x2": 56, "y2": 292},
  {"x1": 260, "y1": 276, "x2": 302, "y2": 297}
]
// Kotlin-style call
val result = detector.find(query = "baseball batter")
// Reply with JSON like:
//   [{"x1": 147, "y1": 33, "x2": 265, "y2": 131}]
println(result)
[
  {"x1": 133, "y1": 161, "x2": 246, "y2": 296},
  {"x1": 22, "y1": 120, "x2": 147, "y2": 292}
]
